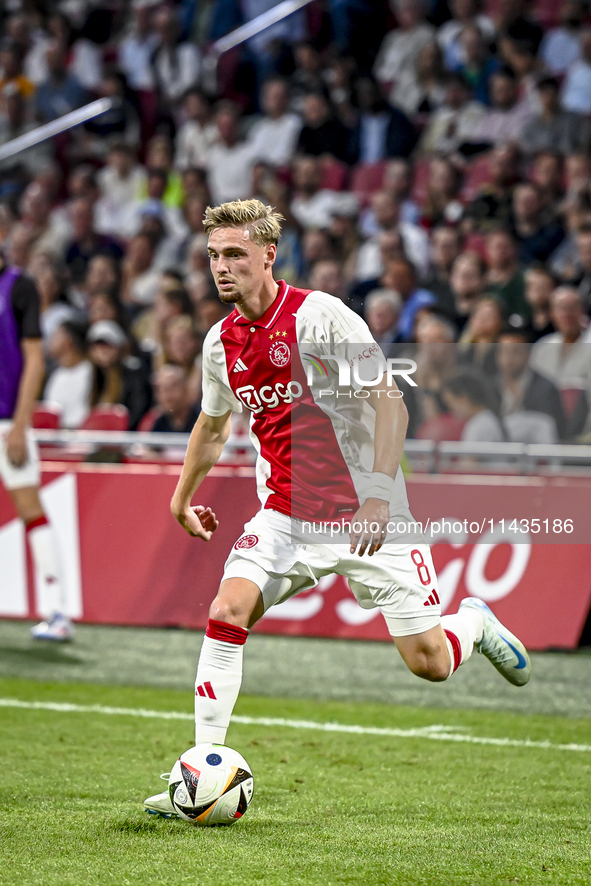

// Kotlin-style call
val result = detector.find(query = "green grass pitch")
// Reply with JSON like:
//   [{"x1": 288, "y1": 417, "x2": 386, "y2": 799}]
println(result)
[{"x1": 0, "y1": 674, "x2": 590, "y2": 886}]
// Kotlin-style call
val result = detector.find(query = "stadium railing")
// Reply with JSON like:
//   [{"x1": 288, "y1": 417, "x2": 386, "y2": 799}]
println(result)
[{"x1": 32, "y1": 430, "x2": 591, "y2": 475}]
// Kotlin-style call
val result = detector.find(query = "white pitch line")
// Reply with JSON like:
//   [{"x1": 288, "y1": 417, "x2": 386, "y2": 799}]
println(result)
[{"x1": 0, "y1": 698, "x2": 589, "y2": 753}]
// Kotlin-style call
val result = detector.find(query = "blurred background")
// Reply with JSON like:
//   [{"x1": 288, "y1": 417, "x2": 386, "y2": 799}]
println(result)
[{"x1": 1, "y1": 0, "x2": 591, "y2": 652}]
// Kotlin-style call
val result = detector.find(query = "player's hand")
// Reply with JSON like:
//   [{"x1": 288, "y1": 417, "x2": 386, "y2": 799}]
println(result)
[
  {"x1": 172, "y1": 502, "x2": 219, "y2": 540},
  {"x1": 6, "y1": 425, "x2": 28, "y2": 468},
  {"x1": 349, "y1": 499, "x2": 390, "y2": 557}
]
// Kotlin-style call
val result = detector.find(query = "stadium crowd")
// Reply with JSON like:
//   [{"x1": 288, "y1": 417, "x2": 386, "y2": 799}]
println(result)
[{"x1": 2, "y1": 0, "x2": 591, "y2": 448}]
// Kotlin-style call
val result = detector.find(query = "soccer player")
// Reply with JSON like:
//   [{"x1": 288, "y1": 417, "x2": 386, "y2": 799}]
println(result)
[
  {"x1": 144, "y1": 200, "x2": 530, "y2": 816},
  {"x1": 0, "y1": 253, "x2": 72, "y2": 641}
]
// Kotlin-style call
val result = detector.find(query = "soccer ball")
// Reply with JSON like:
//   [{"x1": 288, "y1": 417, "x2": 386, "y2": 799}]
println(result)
[{"x1": 168, "y1": 744, "x2": 254, "y2": 826}]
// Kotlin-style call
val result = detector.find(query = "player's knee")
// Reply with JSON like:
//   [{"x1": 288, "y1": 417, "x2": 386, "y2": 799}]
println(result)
[
  {"x1": 408, "y1": 653, "x2": 449, "y2": 683},
  {"x1": 209, "y1": 596, "x2": 249, "y2": 627}
]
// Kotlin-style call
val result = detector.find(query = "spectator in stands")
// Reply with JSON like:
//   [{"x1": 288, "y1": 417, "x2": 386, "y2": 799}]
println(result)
[
  {"x1": 117, "y1": 0, "x2": 159, "y2": 96},
  {"x1": 175, "y1": 88, "x2": 219, "y2": 171},
  {"x1": 195, "y1": 292, "x2": 231, "y2": 335},
  {"x1": 419, "y1": 72, "x2": 486, "y2": 156},
  {"x1": 0, "y1": 84, "x2": 51, "y2": 189},
  {"x1": 83, "y1": 254, "x2": 121, "y2": 304},
  {"x1": 0, "y1": 38, "x2": 34, "y2": 110},
  {"x1": 248, "y1": 78, "x2": 302, "y2": 169},
  {"x1": 510, "y1": 182, "x2": 565, "y2": 265},
  {"x1": 442, "y1": 366, "x2": 505, "y2": 442},
  {"x1": 348, "y1": 75, "x2": 418, "y2": 164},
  {"x1": 364, "y1": 289, "x2": 403, "y2": 344},
  {"x1": 456, "y1": 22, "x2": 500, "y2": 106},
  {"x1": 290, "y1": 155, "x2": 341, "y2": 230},
  {"x1": 151, "y1": 364, "x2": 200, "y2": 433},
  {"x1": 162, "y1": 314, "x2": 202, "y2": 405},
  {"x1": 437, "y1": 0, "x2": 496, "y2": 71},
  {"x1": 420, "y1": 225, "x2": 462, "y2": 317},
  {"x1": 301, "y1": 228, "x2": 339, "y2": 278},
  {"x1": 458, "y1": 295, "x2": 505, "y2": 375},
  {"x1": 356, "y1": 190, "x2": 430, "y2": 281},
  {"x1": 133, "y1": 278, "x2": 194, "y2": 357},
  {"x1": 151, "y1": 5, "x2": 201, "y2": 111},
  {"x1": 130, "y1": 168, "x2": 187, "y2": 247},
  {"x1": 35, "y1": 262, "x2": 76, "y2": 348},
  {"x1": 88, "y1": 288, "x2": 130, "y2": 334},
  {"x1": 205, "y1": 102, "x2": 257, "y2": 205},
  {"x1": 540, "y1": 0, "x2": 585, "y2": 75},
  {"x1": 308, "y1": 259, "x2": 348, "y2": 301},
  {"x1": 18, "y1": 181, "x2": 69, "y2": 261},
  {"x1": 95, "y1": 144, "x2": 147, "y2": 240},
  {"x1": 349, "y1": 231, "x2": 407, "y2": 313},
  {"x1": 530, "y1": 287, "x2": 591, "y2": 394},
  {"x1": 79, "y1": 69, "x2": 141, "y2": 161},
  {"x1": 65, "y1": 198, "x2": 124, "y2": 287},
  {"x1": 421, "y1": 157, "x2": 464, "y2": 229},
  {"x1": 449, "y1": 250, "x2": 486, "y2": 328},
  {"x1": 463, "y1": 67, "x2": 533, "y2": 148},
  {"x1": 391, "y1": 40, "x2": 447, "y2": 120},
  {"x1": 413, "y1": 312, "x2": 459, "y2": 427},
  {"x1": 484, "y1": 227, "x2": 529, "y2": 322},
  {"x1": 374, "y1": 0, "x2": 435, "y2": 105},
  {"x1": 523, "y1": 265, "x2": 556, "y2": 341},
  {"x1": 47, "y1": 11, "x2": 104, "y2": 94},
  {"x1": 530, "y1": 151, "x2": 564, "y2": 214},
  {"x1": 562, "y1": 28, "x2": 591, "y2": 115},
  {"x1": 380, "y1": 257, "x2": 437, "y2": 341},
  {"x1": 520, "y1": 76, "x2": 591, "y2": 157},
  {"x1": 35, "y1": 40, "x2": 87, "y2": 123},
  {"x1": 568, "y1": 225, "x2": 591, "y2": 311},
  {"x1": 296, "y1": 91, "x2": 352, "y2": 164},
  {"x1": 44, "y1": 320, "x2": 92, "y2": 428},
  {"x1": 495, "y1": 328, "x2": 565, "y2": 441},
  {"x1": 463, "y1": 143, "x2": 519, "y2": 233},
  {"x1": 87, "y1": 319, "x2": 152, "y2": 430},
  {"x1": 379, "y1": 158, "x2": 421, "y2": 226},
  {"x1": 120, "y1": 232, "x2": 160, "y2": 309}
]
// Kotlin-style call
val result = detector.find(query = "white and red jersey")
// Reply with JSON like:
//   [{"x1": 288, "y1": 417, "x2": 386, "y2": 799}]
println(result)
[{"x1": 201, "y1": 280, "x2": 411, "y2": 522}]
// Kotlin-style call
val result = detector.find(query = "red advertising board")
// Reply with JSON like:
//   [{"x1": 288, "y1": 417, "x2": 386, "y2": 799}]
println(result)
[{"x1": 0, "y1": 463, "x2": 590, "y2": 650}]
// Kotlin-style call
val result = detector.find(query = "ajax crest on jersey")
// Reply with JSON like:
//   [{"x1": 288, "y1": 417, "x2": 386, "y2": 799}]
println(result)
[
  {"x1": 168, "y1": 744, "x2": 254, "y2": 826},
  {"x1": 269, "y1": 339, "x2": 291, "y2": 367}
]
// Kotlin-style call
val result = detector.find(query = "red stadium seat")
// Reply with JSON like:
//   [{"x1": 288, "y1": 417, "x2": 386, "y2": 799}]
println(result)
[
  {"x1": 462, "y1": 153, "x2": 493, "y2": 202},
  {"x1": 410, "y1": 158, "x2": 431, "y2": 205},
  {"x1": 350, "y1": 161, "x2": 387, "y2": 206},
  {"x1": 415, "y1": 414, "x2": 466, "y2": 443},
  {"x1": 320, "y1": 156, "x2": 348, "y2": 191},
  {"x1": 137, "y1": 407, "x2": 162, "y2": 432},
  {"x1": 463, "y1": 232, "x2": 488, "y2": 259},
  {"x1": 32, "y1": 403, "x2": 61, "y2": 429},
  {"x1": 80, "y1": 406, "x2": 130, "y2": 431},
  {"x1": 533, "y1": 0, "x2": 561, "y2": 28},
  {"x1": 560, "y1": 387, "x2": 586, "y2": 419}
]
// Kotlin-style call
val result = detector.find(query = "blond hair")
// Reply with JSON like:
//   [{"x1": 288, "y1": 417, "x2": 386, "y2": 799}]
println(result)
[{"x1": 203, "y1": 199, "x2": 284, "y2": 246}]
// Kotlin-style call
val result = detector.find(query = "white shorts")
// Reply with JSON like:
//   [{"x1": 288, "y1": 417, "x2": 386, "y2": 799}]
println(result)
[
  {"x1": 222, "y1": 509, "x2": 441, "y2": 637},
  {"x1": 0, "y1": 421, "x2": 40, "y2": 491}
]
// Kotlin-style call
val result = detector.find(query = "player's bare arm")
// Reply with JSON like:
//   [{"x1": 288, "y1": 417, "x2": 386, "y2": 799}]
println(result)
[
  {"x1": 6, "y1": 337, "x2": 44, "y2": 468},
  {"x1": 349, "y1": 381, "x2": 408, "y2": 557},
  {"x1": 171, "y1": 409, "x2": 232, "y2": 539}
]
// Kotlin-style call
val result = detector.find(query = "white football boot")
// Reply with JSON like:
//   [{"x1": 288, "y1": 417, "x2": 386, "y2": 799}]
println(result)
[
  {"x1": 30, "y1": 613, "x2": 74, "y2": 642},
  {"x1": 460, "y1": 597, "x2": 531, "y2": 686},
  {"x1": 144, "y1": 774, "x2": 179, "y2": 819}
]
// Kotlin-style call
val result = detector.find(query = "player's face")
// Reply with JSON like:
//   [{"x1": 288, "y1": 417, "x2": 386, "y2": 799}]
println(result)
[{"x1": 207, "y1": 226, "x2": 274, "y2": 305}]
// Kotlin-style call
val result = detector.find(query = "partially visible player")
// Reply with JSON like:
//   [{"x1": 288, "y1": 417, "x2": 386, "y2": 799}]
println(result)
[
  {"x1": 0, "y1": 251, "x2": 72, "y2": 641},
  {"x1": 144, "y1": 200, "x2": 530, "y2": 816}
]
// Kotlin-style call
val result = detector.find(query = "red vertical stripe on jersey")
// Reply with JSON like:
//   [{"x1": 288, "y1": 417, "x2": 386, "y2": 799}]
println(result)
[{"x1": 220, "y1": 281, "x2": 360, "y2": 521}]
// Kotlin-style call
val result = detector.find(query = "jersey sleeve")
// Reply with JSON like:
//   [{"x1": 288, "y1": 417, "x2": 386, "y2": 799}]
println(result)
[
  {"x1": 201, "y1": 324, "x2": 243, "y2": 417},
  {"x1": 11, "y1": 274, "x2": 42, "y2": 339},
  {"x1": 296, "y1": 291, "x2": 386, "y2": 390}
]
